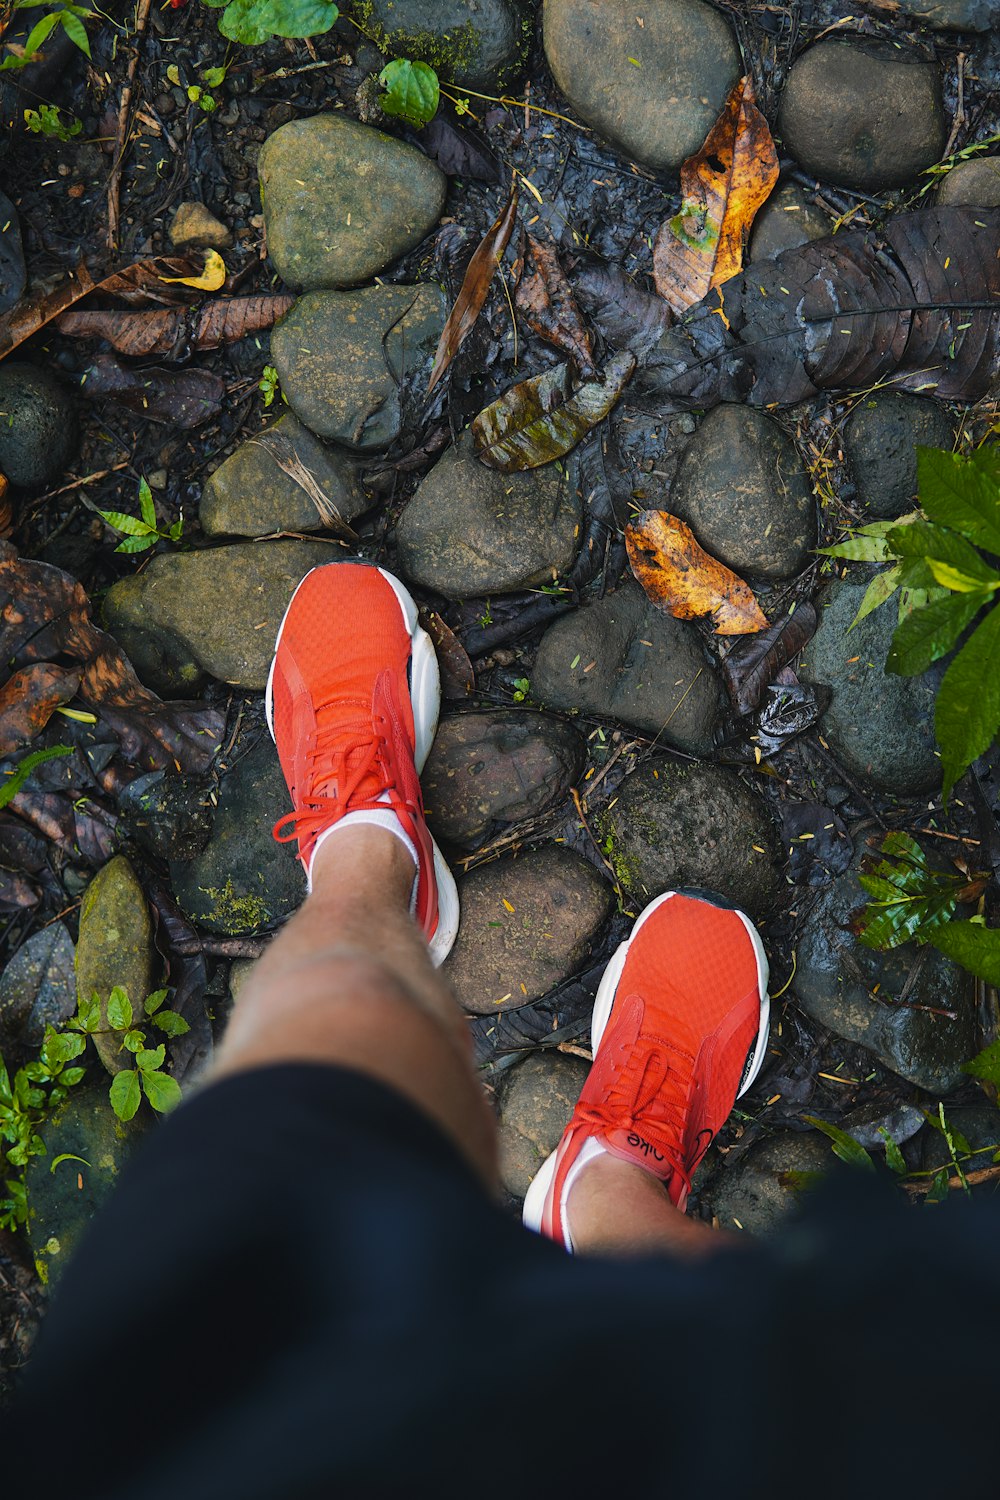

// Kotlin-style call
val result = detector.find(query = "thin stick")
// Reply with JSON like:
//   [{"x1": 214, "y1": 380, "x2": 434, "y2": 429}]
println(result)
[
  {"x1": 107, "y1": 0, "x2": 154, "y2": 254},
  {"x1": 902, "y1": 1161, "x2": 1000, "y2": 1196}
]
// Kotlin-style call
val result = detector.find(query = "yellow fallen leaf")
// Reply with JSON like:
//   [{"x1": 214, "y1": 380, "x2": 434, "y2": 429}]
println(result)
[
  {"x1": 652, "y1": 75, "x2": 778, "y2": 316},
  {"x1": 160, "y1": 250, "x2": 226, "y2": 291},
  {"x1": 625, "y1": 510, "x2": 768, "y2": 636}
]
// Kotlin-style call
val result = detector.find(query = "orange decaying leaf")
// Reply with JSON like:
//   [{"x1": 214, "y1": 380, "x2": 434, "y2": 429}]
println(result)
[
  {"x1": 652, "y1": 75, "x2": 778, "y2": 316},
  {"x1": 625, "y1": 510, "x2": 769, "y2": 636}
]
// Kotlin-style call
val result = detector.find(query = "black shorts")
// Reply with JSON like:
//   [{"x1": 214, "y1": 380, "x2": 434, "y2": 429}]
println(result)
[{"x1": 4, "y1": 1063, "x2": 999, "y2": 1497}]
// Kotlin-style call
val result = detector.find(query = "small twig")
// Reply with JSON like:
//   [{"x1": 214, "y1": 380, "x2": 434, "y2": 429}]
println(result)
[
  {"x1": 28, "y1": 462, "x2": 131, "y2": 510},
  {"x1": 251, "y1": 53, "x2": 352, "y2": 88},
  {"x1": 556, "y1": 1040, "x2": 593, "y2": 1062},
  {"x1": 571, "y1": 785, "x2": 620, "y2": 887},
  {"x1": 902, "y1": 1161, "x2": 1000, "y2": 1197},
  {"x1": 107, "y1": 0, "x2": 154, "y2": 254},
  {"x1": 943, "y1": 52, "x2": 968, "y2": 160},
  {"x1": 915, "y1": 827, "x2": 980, "y2": 846}
]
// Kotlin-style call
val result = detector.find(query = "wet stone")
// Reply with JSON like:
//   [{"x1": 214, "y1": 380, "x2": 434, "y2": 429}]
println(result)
[
  {"x1": 0, "y1": 923, "x2": 76, "y2": 1049},
  {"x1": 75, "y1": 855, "x2": 155, "y2": 1077},
  {"x1": 778, "y1": 38, "x2": 946, "y2": 192},
  {"x1": 600, "y1": 757, "x2": 784, "y2": 920},
  {"x1": 118, "y1": 771, "x2": 215, "y2": 862},
  {"x1": 543, "y1": 0, "x2": 739, "y2": 172},
  {"x1": 27, "y1": 1084, "x2": 148, "y2": 1284},
  {"x1": 200, "y1": 413, "x2": 367, "y2": 538},
  {"x1": 530, "y1": 582, "x2": 723, "y2": 755},
  {"x1": 497, "y1": 1049, "x2": 589, "y2": 1199},
  {"x1": 171, "y1": 735, "x2": 305, "y2": 936},
  {"x1": 670, "y1": 404, "x2": 815, "y2": 581},
  {"x1": 936, "y1": 156, "x2": 1000, "y2": 207},
  {"x1": 839, "y1": 1098, "x2": 926, "y2": 1151},
  {"x1": 168, "y1": 200, "x2": 232, "y2": 251},
  {"x1": 272, "y1": 284, "x2": 446, "y2": 452},
  {"x1": 258, "y1": 114, "x2": 446, "y2": 291},
  {"x1": 702, "y1": 1131, "x2": 831, "y2": 1238},
  {"x1": 422, "y1": 709, "x2": 584, "y2": 849},
  {"x1": 102, "y1": 539, "x2": 333, "y2": 691},
  {"x1": 394, "y1": 430, "x2": 580, "y2": 597},
  {"x1": 0, "y1": 363, "x2": 78, "y2": 489},
  {"x1": 844, "y1": 394, "x2": 955, "y2": 520},
  {"x1": 794, "y1": 845, "x2": 978, "y2": 1093},
  {"x1": 443, "y1": 845, "x2": 614, "y2": 1014},
  {"x1": 800, "y1": 580, "x2": 940, "y2": 795},
  {"x1": 749, "y1": 181, "x2": 831, "y2": 263},
  {"x1": 358, "y1": 0, "x2": 530, "y2": 91},
  {"x1": 900, "y1": 0, "x2": 1000, "y2": 29}
]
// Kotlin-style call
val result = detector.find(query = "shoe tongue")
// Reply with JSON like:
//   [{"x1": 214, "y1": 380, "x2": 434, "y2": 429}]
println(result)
[{"x1": 602, "y1": 1126, "x2": 675, "y2": 1181}]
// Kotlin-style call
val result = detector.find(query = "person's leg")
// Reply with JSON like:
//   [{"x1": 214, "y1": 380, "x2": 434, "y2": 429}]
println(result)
[{"x1": 214, "y1": 823, "x2": 498, "y2": 1188}]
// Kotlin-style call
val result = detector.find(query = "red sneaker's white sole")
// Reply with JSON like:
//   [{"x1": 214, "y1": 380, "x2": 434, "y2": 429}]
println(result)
[
  {"x1": 522, "y1": 891, "x2": 771, "y2": 1236},
  {"x1": 265, "y1": 563, "x2": 460, "y2": 966}
]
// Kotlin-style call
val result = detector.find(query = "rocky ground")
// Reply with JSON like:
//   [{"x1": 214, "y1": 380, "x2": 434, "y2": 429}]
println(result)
[{"x1": 3, "y1": 0, "x2": 1000, "y2": 1397}]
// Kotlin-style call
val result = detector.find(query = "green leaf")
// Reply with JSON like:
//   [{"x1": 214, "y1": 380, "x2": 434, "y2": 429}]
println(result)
[
  {"x1": 21, "y1": 10, "x2": 61, "y2": 59},
  {"x1": 473, "y1": 352, "x2": 636, "y2": 472},
  {"x1": 803, "y1": 1116, "x2": 876, "y2": 1171},
  {"x1": 818, "y1": 534, "x2": 892, "y2": 563},
  {"x1": 963, "y1": 1037, "x2": 1000, "y2": 1087},
  {"x1": 0, "y1": 745, "x2": 72, "y2": 811},
  {"x1": 136, "y1": 1045, "x2": 166, "y2": 1073},
  {"x1": 76, "y1": 992, "x2": 101, "y2": 1034},
  {"x1": 40, "y1": 1029, "x2": 85, "y2": 1067},
  {"x1": 378, "y1": 57, "x2": 439, "y2": 127},
  {"x1": 935, "y1": 603, "x2": 1000, "y2": 799},
  {"x1": 115, "y1": 533, "x2": 157, "y2": 555},
  {"x1": 877, "y1": 1128, "x2": 907, "y2": 1175},
  {"x1": 925, "y1": 1167, "x2": 950, "y2": 1203},
  {"x1": 886, "y1": 589, "x2": 989, "y2": 676},
  {"x1": 152, "y1": 1009, "x2": 190, "y2": 1038},
  {"x1": 107, "y1": 987, "x2": 133, "y2": 1031},
  {"x1": 138, "y1": 477, "x2": 156, "y2": 529},
  {"x1": 257, "y1": 0, "x2": 338, "y2": 38},
  {"x1": 96, "y1": 508, "x2": 154, "y2": 537},
  {"x1": 58, "y1": 8, "x2": 91, "y2": 55},
  {"x1": 926, "y1": 560, "x2": 999, "y2": 593},
  {"x1": 202, "y1": 65, "x2": 227, "y2": 86},
  {"x1": 144, "y1": 989, "x2": 169, "y2": 1016},
  {"x1": 122, "y1": 1029, "x2": 146, "y2": 1054},
  {"x1": 168, "y1": 519, "x2": 184, "y2": 541},
  {"x1": 917, "y1": 446, "x2": 1000, "y2": 554},
  {"x1": 60, "y1": 1066, "x2": 85, "y2": 1087},
  {"x1": 49, "y1": 1151, "x2": 91, "y2": 1174},
  {"x1": 929, "y1": 920, "x2": 1000, "y2": 986},
  {"x1": 109, "y1": 1069, "x2": 141, "y2": 1122},
  {"x1": 141, "y1": 1069, "x2": 182, "y2": 1114},
  {"x1": 849, "y1": 564, "x2": 902, "y2": 631},
  {"x1": 884, "y1": 519, "x2": 999, "y2": 583}
]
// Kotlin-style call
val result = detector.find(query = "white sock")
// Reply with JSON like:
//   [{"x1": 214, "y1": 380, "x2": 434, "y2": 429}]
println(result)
[
  {"x1": 307, "y1": 800, "x2": 419, "y2": 909},
  {"x1": 559, "y1": 1136, "x2": 609, "y2": 1254}
]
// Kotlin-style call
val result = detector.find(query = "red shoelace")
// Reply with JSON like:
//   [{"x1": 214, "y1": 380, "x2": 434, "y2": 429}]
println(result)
[{"x1": 272, "y1": 711, "x2": 404, "y2": 849}]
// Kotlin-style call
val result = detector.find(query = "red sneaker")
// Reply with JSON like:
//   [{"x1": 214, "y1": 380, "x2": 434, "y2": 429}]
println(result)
[
  {"x1": 523, "y1": 889, "x2": 769, "y2": 1248},
  {"x1": 266, "y1": 562, "x2": 459, "y2": 964}
]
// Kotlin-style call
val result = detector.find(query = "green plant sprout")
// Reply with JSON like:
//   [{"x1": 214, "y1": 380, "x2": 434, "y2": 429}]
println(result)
[
  {"x1": 0, "y1": 1, "x2": 92, "y2": 72},
  {"x1": 512, "y1": 677, "x2": 530, "y2": 703},
  {"x1": 66, "y1": 986, "x2": 189, "y2": 1122},
  {"x1": 259, "y1": 364, "x2": 282, "y2": 407},
  {"x1": 0, "y1": 745, "x2": 72, "y2": 811},
  {"x1": 819, "y1": 444, "x2": 1000, "y2": 799},
  {"x1": 24, "y1": 103, "x2": 81, "y2": 139},
  {"x1": 202, "y1": 0, "x2": 339, "y2": 48},
  {"x1": 97, "y1": 477, "x2": 183, "y2": 554},
  {"x1": 0, "y1": 1028, "x2": 87, "y2": 1231}
]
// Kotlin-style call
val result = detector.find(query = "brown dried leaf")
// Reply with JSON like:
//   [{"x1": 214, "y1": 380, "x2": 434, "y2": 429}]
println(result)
[
  {"x1": 0, "y1": 663, "x2": 81, "y2": 754},
  {"x1": 0, "y1": 541, "x2": 223, "y2": 771},
  {"x1": 56, "y1": 307, "x2": 183, "y2": 358},
  {"x1": 427, "y1": 185, "x2": 519, "y2": 396},
  {"x1": 653, "y1": 75, "x2": 778, "y2": 316},
  {"x1": 419, "y1": 609, "x2": 474, "y2": 699},
  {"x1": 82, "y1": 355, "x2": 226, "y2": 427},
  {"x1": 721, "y1": 603, "x2": 817, "y2": 715},
  {"x1": 194, "y1": 294, "x2": 295, "y2": 348},
  {"x1": 626, "y1": 510, "x2": 768, "y2": 636},
  {"x1": 473, "y1": 351, "x2": 635, "y2": 472},
  {"x1": 515, "y1": 234, "x2": 597, "y2": 376},
  {"x1": 0, "y1": 256, "x2": 201, "y2": 359}
]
